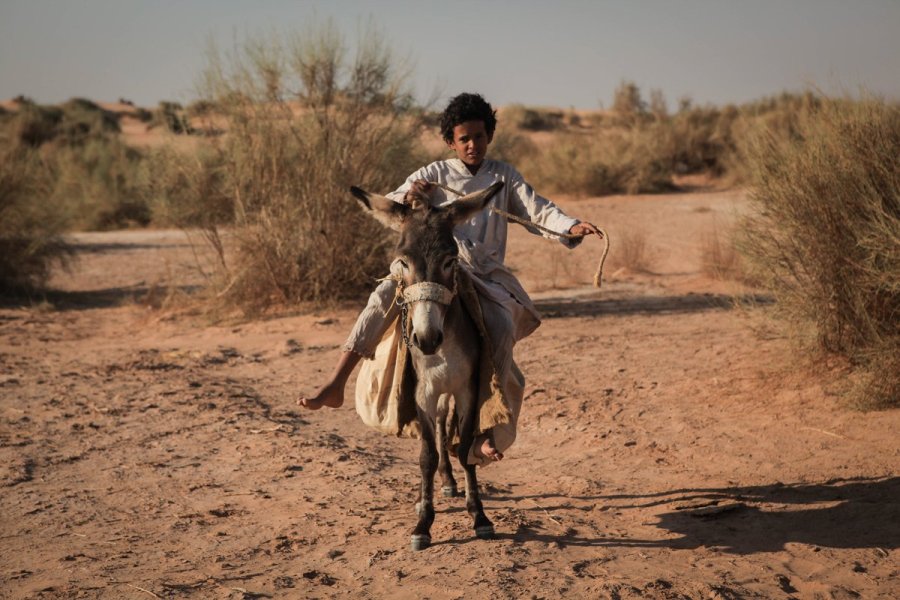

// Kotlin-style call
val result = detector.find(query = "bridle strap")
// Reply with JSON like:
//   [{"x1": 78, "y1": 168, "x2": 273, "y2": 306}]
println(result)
[
  {"x1": 394, "y1": 268, "x2": 458, "y2": 347},
  {"x1": 402, "y1": 281, "x2": 454, "y2": 306}
]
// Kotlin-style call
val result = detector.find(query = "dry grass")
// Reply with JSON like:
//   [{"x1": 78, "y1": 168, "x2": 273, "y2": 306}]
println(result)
[
  {"x1": 0, "y1": 145, "x2": 71, "y2": 293},
  {"x1": 611, "y1": 227, "x2": 654, "y2": 274},
  {"x1": 152, "y1": 22, "x2": 427, "y2": 315},
  {"x1": 494, "y1": 87, "x2": 825, "y2": 198},
  {"x1": 700, "y1": 226, "x2": 747, "y2": 282},
  {"x1": 740, "y1": 95, "x2": 899, "y2": 408}
]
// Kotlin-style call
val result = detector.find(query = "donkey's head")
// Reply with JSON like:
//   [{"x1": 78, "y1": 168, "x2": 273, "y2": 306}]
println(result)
[{"x1": 351, "y1": 182, "x2": 504, "y2": 354}]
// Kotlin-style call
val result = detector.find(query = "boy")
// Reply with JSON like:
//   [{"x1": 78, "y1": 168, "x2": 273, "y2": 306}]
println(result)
[{"x1": 298, "y1": 93, "x2": 600, "y2": 463}]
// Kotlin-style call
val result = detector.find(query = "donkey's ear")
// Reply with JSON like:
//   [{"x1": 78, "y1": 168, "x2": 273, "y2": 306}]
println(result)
[
  {"x1": 447, "y1": 181, "x2": 504, "y2": 225},
  {"x1": 350, "y1": 186, "x2": 412, "y2": 232}
]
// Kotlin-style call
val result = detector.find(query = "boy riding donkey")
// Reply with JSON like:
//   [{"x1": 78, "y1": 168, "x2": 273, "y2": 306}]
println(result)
[{"x1": 298, "y1": 93, "x2": 601, "y2": 464}]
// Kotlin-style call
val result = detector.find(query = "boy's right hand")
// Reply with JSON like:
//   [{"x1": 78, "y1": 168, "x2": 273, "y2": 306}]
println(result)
[{"x1": 405, "y1": 179, "x2": 434, "y2": 204}]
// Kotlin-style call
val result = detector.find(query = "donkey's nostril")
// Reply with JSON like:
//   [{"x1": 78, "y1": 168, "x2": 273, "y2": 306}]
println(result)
[
  {"x1": 411, "y1": 333, "x2": 419, "y2": 348},
  {"x1": 434, "y1": 332, "x2": 443, "y2": 348}
]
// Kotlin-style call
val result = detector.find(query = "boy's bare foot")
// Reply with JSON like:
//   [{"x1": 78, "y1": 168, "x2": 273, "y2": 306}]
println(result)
[
  {"x1": 297, "y1": 351, "x2": 361, "y2": 410},
  {"x1": 473, "y1": 433, "x2": 503, "y2": 461},
  {"x1": 297, "y1": 382, "x2": 344, "y2": 410}
]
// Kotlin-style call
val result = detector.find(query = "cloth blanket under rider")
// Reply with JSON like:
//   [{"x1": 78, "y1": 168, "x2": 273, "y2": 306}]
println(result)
[{"x1": 354, "y1": 268, "x2": 524, "y2": 466}]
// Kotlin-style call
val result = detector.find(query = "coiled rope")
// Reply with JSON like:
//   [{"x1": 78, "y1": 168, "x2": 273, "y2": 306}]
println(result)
[{"x1": 425, "y1": 181, "x2": 610, "y2": 288}]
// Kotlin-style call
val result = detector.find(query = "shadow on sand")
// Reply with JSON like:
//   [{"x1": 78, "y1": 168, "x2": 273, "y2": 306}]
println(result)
[
  {"x1": 0, "y1": 285, "x2": 201, "y2": 311},
  {"x1": 452, "y1": 476, "x2": 900, "y2": 552},
  {"x1": 535, "y1": 292, "x2": 774, "y2": 319}
]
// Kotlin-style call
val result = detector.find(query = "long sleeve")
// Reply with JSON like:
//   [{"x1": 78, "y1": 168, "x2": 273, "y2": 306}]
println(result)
[{"x1": 504, "y1": 171, "x2": 582, "y2": 249}]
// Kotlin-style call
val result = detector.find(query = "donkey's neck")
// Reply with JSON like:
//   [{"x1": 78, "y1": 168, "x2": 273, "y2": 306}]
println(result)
[{"x1": 410, "y1": 297, "x2": 479, "y2": 403}]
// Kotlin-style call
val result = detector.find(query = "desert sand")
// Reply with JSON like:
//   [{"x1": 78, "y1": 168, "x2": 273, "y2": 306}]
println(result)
[{"x1": 1, "y1": 189, "x2": 898, "y2": 599}]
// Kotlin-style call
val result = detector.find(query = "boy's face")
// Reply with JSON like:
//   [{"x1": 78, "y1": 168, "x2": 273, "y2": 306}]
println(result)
[{"x1": 446, "y1": 120, "x2": 492, "y2": 169}]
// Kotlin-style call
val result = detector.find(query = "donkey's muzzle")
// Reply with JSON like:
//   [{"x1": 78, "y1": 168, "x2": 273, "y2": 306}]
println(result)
[{"x1": 412, "y1": 330, "x2": 443, "y2": 355}]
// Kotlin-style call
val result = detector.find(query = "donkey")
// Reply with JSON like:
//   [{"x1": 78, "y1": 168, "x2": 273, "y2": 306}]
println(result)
[{"x1": 350, "y1": 181, "x2": 505, "y2": 551}]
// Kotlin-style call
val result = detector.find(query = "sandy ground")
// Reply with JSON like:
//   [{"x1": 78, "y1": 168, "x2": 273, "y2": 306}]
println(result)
[{"x1": 1, "y1": 190, "x2": 898, "y2": 600}]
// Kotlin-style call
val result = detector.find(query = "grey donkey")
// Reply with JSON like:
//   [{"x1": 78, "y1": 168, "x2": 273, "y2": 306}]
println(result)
[{"x1": 350, "y1": 181, "x2": 504, "y2": 551}]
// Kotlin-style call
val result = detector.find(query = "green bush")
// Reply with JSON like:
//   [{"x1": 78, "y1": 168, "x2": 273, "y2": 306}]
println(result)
[{"x1": 740, "y1": 96, "x2": 900, "y2": 408}]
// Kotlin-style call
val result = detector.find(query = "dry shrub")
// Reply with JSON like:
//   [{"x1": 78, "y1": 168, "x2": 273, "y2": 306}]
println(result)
[
  {"x1": 740, "y1": 95, "x2": 899, "y2": 408},
  {"x1": 700, "y1": 226, "x2": 747, "y2": 282},
  {"x1": 614, "y1": 227, "x2": 653, "y2": 273},
  {"x1": 48, "y1": 138, "x2": 150, "y2": 230},
  {"x1": 0, "y1": 98, "x2": 151, "y2": 231},
  {"x1": 488, "y1": 129, "x2": 539, "y2": 166},
  {"x1": 502, "y1": 104, "x2": 564, "y2": 131},
  {"x1": 152, "y1": 101, "x2": 192, "y2": 134},
  {"x1": 523, "y1": 128, "x2": 674, "y2": 196},
  {"x1": 160, "y1": 22, "x2": 426, "y2": 315},
  {"x1": 0, "y1": 145, "x2": 70, "y2": 292}
]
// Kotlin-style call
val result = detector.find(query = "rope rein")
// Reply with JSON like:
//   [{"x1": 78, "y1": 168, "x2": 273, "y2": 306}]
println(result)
[{"x1": 424, "y1": 181, "x2": 610, "y2": 288}]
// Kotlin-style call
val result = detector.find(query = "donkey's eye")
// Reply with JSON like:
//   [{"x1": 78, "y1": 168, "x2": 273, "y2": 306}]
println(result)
[{"x1": 442, "y1": 257, "x2": 457, "y2": 271}]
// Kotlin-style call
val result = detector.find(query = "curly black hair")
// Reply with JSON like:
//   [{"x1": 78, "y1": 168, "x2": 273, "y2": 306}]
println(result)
[{"x1": 439, "y1": 93, "x2": 498, "y2": 142}]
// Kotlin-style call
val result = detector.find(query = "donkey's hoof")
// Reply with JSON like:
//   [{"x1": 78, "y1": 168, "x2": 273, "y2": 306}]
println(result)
[
  {"x1": 475, "y1": 524, "x2": 495, "y2": 540},
  {"x1": 410, "y1": 534, "x2": 431, "y2": 551},
  {"x1": 441, "y1": 485, "x2": 459, "y2": 498}
]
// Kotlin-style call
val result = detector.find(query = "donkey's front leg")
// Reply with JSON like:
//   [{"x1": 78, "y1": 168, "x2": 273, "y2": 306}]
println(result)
[
  {"x1": 411, "y1": 419, "x2": 438, "y2": 551},
  {"x1": 456, "y1": 411, "x2": 494, "y2": 540}
]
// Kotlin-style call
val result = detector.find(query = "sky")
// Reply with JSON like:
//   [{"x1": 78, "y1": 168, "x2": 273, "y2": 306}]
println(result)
[{"x1": 1, "y1": 0, "x2": 898, "y2": 110}]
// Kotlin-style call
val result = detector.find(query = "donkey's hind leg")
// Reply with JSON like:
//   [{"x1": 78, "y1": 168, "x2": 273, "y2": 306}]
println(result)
[
  {"x1": 411, "y1": 415, "x2": 438, "y2": 551},
  {"x1": 436, "y1": 394, "x2": 458, "y2": 498}
]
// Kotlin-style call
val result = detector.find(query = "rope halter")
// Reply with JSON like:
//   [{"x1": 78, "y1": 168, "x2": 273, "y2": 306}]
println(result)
[
  {"x1": 401, "y1": 281, "x2": 455, "y2": 306},
  {"x1": 395, "y1": 266, "x2": 459, "y2": 347}
]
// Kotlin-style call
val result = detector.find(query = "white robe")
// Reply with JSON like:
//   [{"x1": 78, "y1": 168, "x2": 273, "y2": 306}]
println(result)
[
  {"x1": 349, "y1": 158, "x2": 582, "y2": 465},
  {"x1": 386, "y1": 158, "x2": 582, "y2": 341}
]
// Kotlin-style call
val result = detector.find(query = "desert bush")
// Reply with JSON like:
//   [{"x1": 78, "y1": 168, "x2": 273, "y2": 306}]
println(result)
[
  {"x1": 740, "y1": 95, "x2": 899, "y2": 408},
  {"x1": 152, "y1": 101, "x2": 192, "y2": 134},
  {"x1": 0, "y1": 99, "x2": 149, "y2": 231},
  {"x1": 489, "y1": 129, "x2": 539, "y2": 167},
  {"x1": 186, "y1": 99, "x2": 218, "y2": 117},
  {"x1": 523, "y1": 126, "x2": 673, "y2": 197},
  {"x1": 8, "y1": 98, "x2": 121, "y2": 148},
  {"x1": 57, "y1": 97, "x2": 121, "y2": 145},
  {"x1": 613, "y1": 227, "x2": 653, "y2": 273},
  {"x1": 12, "y1": 103, "x2": 64, "y2": 147},
  {"x1": 134, "y1": 107, "x2": 154, "y2": 123},
  {"x1": 161, "y1": 22, "x2": 425, "y2": 314},
  {"x1": 700, "y1": 226, "x2": 746, "y2": 281},
  {"x1": 0, "y1": 146, "x2": 70, "y2": 292},
  {"x1": 611, "y1": 80, "x2": 650, "y2": 126},
  {"x1": 48, "y1": 137, "x2": 151, "y2": 230},
  {"x1": 502, "y1": 104, "x2": 563, "y2": 131}
]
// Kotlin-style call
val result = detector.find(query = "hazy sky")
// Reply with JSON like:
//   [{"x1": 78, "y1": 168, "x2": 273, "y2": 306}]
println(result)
[{"x1": 1, "y1": 0, "x2": 898, "y2": 110}]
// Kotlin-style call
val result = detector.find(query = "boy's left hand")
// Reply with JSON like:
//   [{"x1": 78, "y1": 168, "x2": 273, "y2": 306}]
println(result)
[{"x1": 569, "y1": 222, "x2": 603, "y2": 238}]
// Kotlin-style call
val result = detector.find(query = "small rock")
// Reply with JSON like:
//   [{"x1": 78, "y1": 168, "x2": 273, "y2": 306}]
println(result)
[{"x1": 280, "y1": 339, "x2": 303, "y2": 356}]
